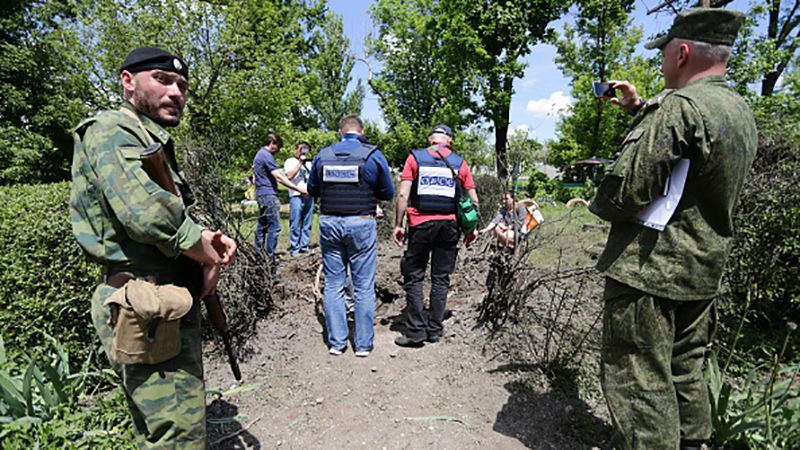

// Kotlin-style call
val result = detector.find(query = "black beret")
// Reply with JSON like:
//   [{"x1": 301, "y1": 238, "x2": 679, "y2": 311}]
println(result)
[{"x1": 120, "y1": 47, "x2": 189, "y2": 80}]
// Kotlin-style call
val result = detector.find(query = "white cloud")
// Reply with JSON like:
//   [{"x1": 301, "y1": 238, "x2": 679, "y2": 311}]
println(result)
[
  {"x1": 526, "y1": 91, "x2": 573, "y2": 118},
  {"x1": 509, "y1": 124, "x2": 535, "y2": 138}
]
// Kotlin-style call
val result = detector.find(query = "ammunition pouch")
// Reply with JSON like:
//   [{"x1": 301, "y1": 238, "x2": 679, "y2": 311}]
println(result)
[{"x1": 104, "y1": 274, "x2": 193, "y2": 365}]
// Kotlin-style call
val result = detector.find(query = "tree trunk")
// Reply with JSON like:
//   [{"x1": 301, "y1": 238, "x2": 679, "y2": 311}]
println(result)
[
  {"x1": 493, "y1": 78, "x2": 513, "y2": 181},
  {"x1": 761, "y1": 0, "x2": 782, "y2": 96},
  {"x1": 495, "y1": 120, "x2": 509, "y2": 181}
]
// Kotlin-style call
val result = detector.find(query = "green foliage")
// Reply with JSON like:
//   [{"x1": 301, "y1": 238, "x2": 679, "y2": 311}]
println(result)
[
  {"x1": 363, "y1": 119, "x2": 423, "y2": 168},
  {"x1": 708, "y1": 328, "x2": 800, "y2": 449},
  {"x1": 442, "y1": 0, "x2": 569, "y2": 177},
  {"x1": 370, "y1": 0, "x2": 568, "y2": 177},
  {"x1": 0, "y1": 335, "x2": 132, "y2": 448},
  {"x1": 550, "y1": 1, "x2": 663, "y2": 170},
  {"x1": 726, "y1": 0, "x2": 800, "y2": 97},
  {"x1": 724, "y1": 101, "x2": 800, "y2": 335},
  {"x1": 0, "y1": 182, "x2": 100, "y2": 362},
  {"x1": 524, "y1": 168, "x2": 596, "y2": 204},
  {"x1": 85, "y1": 0, "x2": 325, "y2": 167},
  {"x1": 307, "y1": 10, "x2": 365, "y2": 131},
  {"x1": 369, "y1": 0, "x2": 477, "y2": 133},
  {"x1": 0, "y1": 0, "x2": 102, "y2": 185}
]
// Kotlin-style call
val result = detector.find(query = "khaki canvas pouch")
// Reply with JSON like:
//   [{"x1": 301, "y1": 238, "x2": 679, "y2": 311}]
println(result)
[{"x1": 104, "y1": 278, "x2": 193, "y2": 365}]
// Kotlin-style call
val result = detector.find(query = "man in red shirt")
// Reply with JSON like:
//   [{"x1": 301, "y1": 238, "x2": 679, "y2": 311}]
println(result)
[{"x1": 392, "y1": 125, "x2": 479, "y2": 347}]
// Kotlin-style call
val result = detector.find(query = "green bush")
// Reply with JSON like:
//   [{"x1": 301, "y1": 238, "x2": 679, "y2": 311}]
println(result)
[
  {"x1": 524, "y1": 168, "x2": 597, "y2": 204},
  {"x1": 721, "y1": 119, "x2": 800, "y2": 362},
  {"x1": 474, "y1": 174, "x2": 504, "y2": 229},
  {"x1": 0, "y1": 182, "x2": 100, "y2": 363}
]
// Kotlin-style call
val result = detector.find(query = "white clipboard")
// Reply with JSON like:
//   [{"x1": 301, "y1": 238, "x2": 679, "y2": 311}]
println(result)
[{"x1": 633, "y1": 158, "x2": 690, "y2": 231}]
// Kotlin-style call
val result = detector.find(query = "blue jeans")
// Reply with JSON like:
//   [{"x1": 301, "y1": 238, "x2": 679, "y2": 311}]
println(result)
[
  {"x1": 319, "y1": 215, "x2": 377, "y2": 352},
  {"x1": 289, "y1": 195, "x2": 314, "y2": 254},
  {"x1": 256, "y1": 195, "x2": 281, "y2": 258}
]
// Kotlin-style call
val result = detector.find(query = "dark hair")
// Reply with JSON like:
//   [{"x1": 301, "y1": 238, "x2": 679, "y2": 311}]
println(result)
[
  {"x1": 296, "y1": 140, "x2": 311, "y2": 151},
  {"x1": 265, "y1": 133, "x2": 283, "y2": 148},
  {"x1": 339, "y1": 115, "x2": 364, "y2": 132}
]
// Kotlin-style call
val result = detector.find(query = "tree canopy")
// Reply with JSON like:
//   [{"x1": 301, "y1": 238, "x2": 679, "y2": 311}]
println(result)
[{"x1": 0, "y1": 0, "x2": 798, "y2": 184}]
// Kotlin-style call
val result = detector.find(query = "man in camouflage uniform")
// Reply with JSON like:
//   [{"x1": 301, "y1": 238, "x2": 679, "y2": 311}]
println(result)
[
  {"x1": 70, "y1": 47, "x2": 237, "y2": 448},
  {"x1": 589, "y1": 9, "x2": 756, "y2": 449}
]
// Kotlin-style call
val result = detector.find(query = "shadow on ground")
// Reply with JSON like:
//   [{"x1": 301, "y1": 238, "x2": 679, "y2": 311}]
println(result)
[
  {"x1": 207, "y1": 398, "x2": 261, "y2": 449},
  {"x1": 490, "y1": 362, "x2": 610, "y2": 449}
]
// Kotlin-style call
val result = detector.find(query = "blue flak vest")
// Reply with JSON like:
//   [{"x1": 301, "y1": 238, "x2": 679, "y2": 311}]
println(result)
[
  {"x1": 318, "y1": 139, "x2": 379, "y2": 216},
  {"x1": 409, "y1": 147, "x2": 464, "y2": 214}
]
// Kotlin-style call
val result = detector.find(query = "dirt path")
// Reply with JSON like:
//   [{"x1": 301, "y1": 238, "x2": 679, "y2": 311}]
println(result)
[{"x1": 202, "y1": 243, "x2": 610, "y2": 449}]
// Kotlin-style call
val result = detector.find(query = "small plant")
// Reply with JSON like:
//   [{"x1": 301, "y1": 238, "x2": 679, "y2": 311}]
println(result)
[
  {"x1": 0, "y1": 334, "x2": 131, "y2": 447},
  {"x1": 0, "y1": 334, "x2": 97, "y2": 425},
  {"x1": 708, "y1": 323, "x2": 800, "y2": 448}
]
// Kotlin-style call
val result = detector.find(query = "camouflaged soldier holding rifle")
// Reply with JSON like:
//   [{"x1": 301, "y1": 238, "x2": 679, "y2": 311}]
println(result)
[
  {"x1": 589, "y1": 9, "x2": 757, "y2": 450},
  {"x1": 70, "y1": 47, "x2": 237, "y2": 448}
]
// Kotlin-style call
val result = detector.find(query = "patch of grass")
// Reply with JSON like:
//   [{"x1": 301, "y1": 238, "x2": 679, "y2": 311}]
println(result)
[{"x1": 523, "y1": 204, "x2": 607, "y2": 270}]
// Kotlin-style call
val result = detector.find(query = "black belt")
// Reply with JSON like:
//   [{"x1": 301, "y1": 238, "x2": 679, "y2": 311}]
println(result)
[{"x1": 105, "y1": 271, "x2": 189, "y2": 289}]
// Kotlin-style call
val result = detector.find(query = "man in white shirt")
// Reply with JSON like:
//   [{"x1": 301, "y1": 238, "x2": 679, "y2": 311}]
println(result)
[{"x1": 284, "y1": 141, "x2": 314, "y2": 256}]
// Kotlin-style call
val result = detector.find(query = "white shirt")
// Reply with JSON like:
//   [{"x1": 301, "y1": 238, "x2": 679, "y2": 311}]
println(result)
[{"x1": 284, "y1": 157, "x2": 312, "y2": 197}]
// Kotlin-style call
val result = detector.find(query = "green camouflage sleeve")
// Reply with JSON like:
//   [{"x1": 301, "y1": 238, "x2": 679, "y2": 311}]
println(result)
[
  {"x1": 84, "y1": 123, "x2": 202, "y2": 258},
  {"x1": 590, "y1": 95, "x2": 708, "y2": 222}
]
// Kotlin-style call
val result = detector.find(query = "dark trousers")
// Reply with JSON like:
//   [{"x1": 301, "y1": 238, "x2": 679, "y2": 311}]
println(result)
[{"x1": 400, "y1": 219, "x2": 460, "y2": 341}]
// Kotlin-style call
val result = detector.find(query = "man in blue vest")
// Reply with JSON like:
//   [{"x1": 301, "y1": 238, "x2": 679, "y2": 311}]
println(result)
[
  {"x1": 306, "y1": 115, "x2": 395, "y2": 357},
  {"x1": 392, "y1": 125, "x2": 479, "y2": 347}
]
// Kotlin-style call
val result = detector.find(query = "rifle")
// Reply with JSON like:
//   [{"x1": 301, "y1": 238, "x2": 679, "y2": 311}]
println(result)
[
  {"x1": 140, "y1": 143, "x2": 179, "y2": 196},
  {"x1": 203, "y1": 293, "x2": 242, "y2": 381},
  {"x1": 139, "y1": 143, "x2": 241, "y2": 381}
]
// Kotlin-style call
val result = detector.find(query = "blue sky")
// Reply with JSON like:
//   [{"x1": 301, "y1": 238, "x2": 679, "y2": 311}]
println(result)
[{"x1": 329, "y1": 0, "x2": 752, "y2": 142}]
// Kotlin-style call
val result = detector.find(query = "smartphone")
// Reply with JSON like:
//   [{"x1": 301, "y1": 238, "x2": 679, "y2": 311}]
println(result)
[{"x1": 593, "y1": 81, "x2": 616, "y2": 98}]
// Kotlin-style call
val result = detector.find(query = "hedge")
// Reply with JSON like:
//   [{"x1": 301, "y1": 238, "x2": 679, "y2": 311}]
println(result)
[{"x1": 0, "y1": 182, "x2": 100, "y2": 362}]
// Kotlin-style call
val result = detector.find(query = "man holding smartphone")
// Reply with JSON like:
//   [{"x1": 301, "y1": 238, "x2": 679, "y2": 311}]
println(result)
[
  {"x1": 284, "y1": 141, "x2": 315, "y2": 256},
  {"x1": 588, "y1": 8, "x2": 756, "y2": 450}
]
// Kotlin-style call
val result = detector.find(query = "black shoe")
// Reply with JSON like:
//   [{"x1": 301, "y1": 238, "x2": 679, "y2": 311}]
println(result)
[
  {"x1": 426, "y1": 335, "x2": 441, "y2": 343},
  {"x1": 394, "y1": 336, "x2": 424, "y2": 348}
]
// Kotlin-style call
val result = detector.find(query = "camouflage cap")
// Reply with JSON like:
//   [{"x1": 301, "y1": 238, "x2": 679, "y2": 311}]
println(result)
[{"x1": 645, "y1": 8, "x2": 745, "y2": 50}]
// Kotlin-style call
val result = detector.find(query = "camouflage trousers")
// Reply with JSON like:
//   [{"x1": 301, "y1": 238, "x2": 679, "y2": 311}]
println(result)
[
  {"x1": 601, "y1": 278, "x2": 715, "y2": 450},
  {"x1": 92, "y1": 283, "x2": 207, "y2": 450}
]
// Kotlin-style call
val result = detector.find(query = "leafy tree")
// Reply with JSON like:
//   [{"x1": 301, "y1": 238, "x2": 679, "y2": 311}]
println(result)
[
  {"x1": 307, "y1": 10, "x2": 365, "y2": 131},
  {"x1": 549, "y1": 1, "x2": 662, "y2": 170},
  {"x1": 77, "y1": 0, "x2": 325, "y2": 167},
  {"x1": 455, "y1": 127, "x2": 495, "y2": 173},
  {"x1": 652, "y1": 0, "x2": 799, "y2": 98},
  {"x1": 369, "y1": 0, "x2": 568, "y2": 179},
  {"x1": 727, "y1": 0, "x2": 800, "y2": 97},
  {"x1": 441, "y1": 0, "x2": 569, "y2": 179},
  {"x1": 0, "y1": 0, "x2": 101, "y2": 185},
  {"x1": 368, "y1": 0, "x2": 477, "y2": 137},
  {"x1": 506, "y1": 128, "x2": 544, "y2": 193}
]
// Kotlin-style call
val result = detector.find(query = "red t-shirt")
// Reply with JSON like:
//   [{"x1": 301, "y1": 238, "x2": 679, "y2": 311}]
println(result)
[{"x1": 401, "y1": 145, "x2": 475, "y2": 227}]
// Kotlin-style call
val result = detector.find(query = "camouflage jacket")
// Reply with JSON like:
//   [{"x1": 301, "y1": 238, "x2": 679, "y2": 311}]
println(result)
[
  {"x1": 590, "y1": 75, "x2": 757, "y2": 300},
  {"x1": 70, "y1": 102, "x2": 203, "y2": 273}
]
